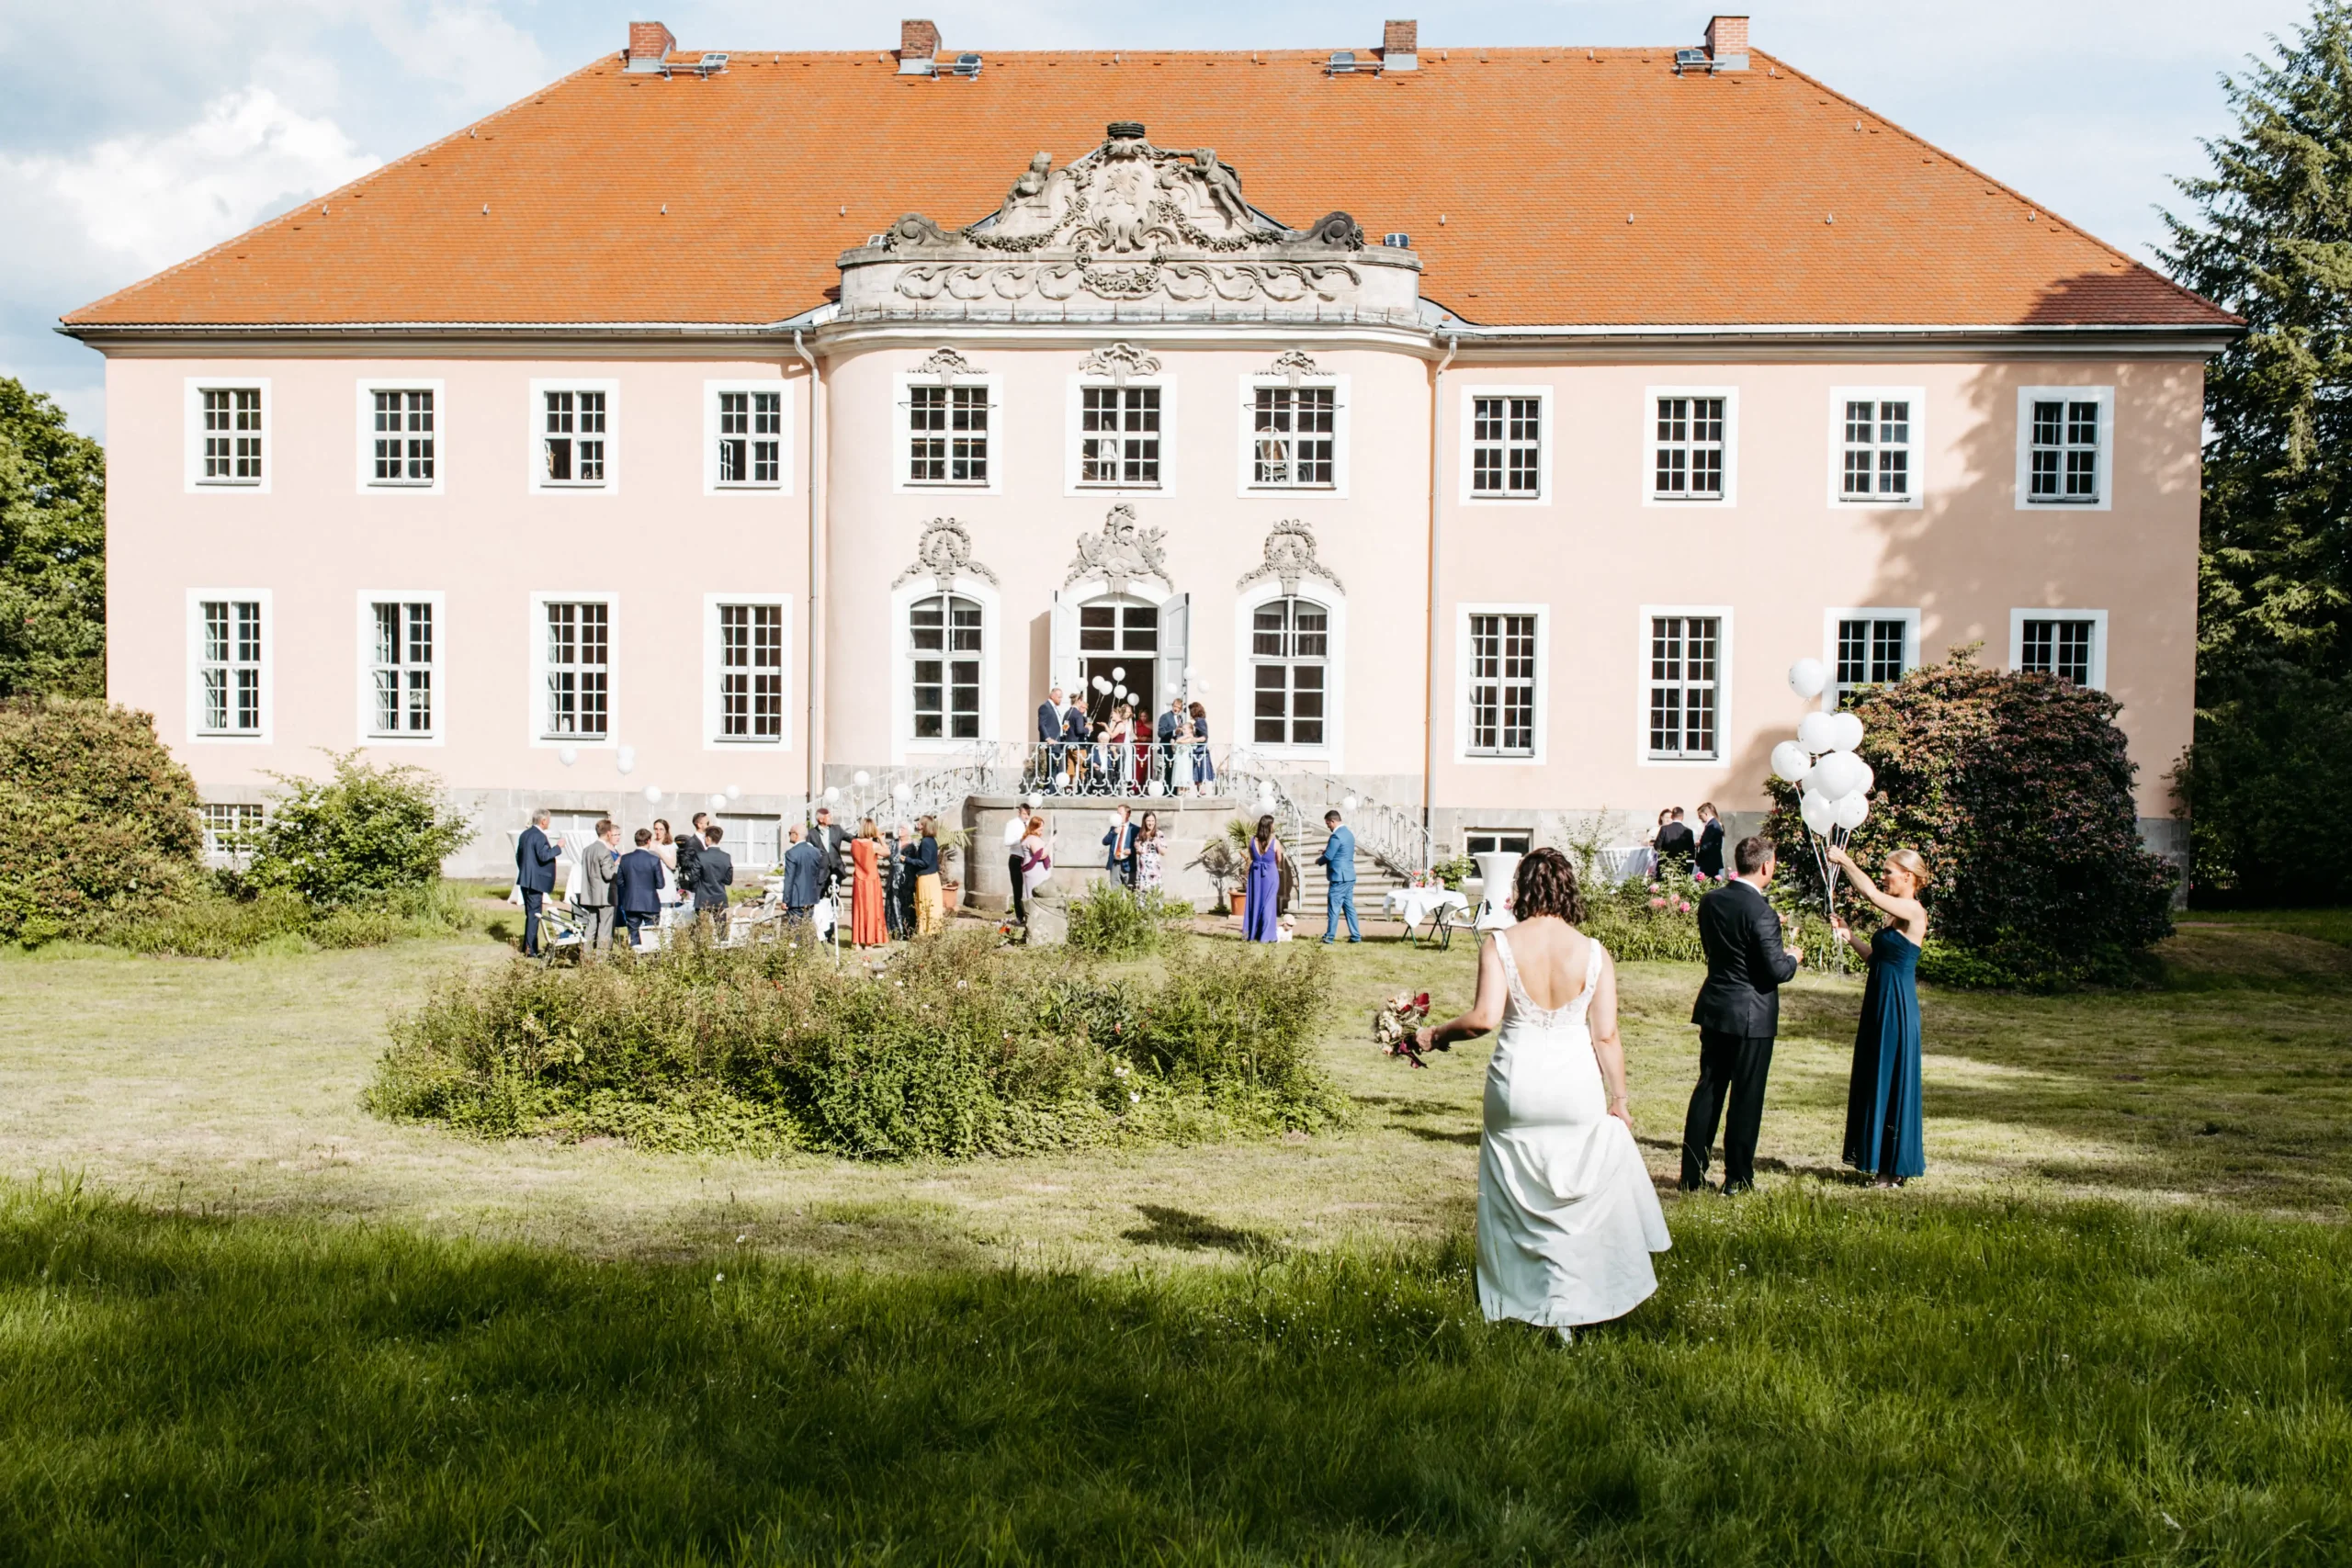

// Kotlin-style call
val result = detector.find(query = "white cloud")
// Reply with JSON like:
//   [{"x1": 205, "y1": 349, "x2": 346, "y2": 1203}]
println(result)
[
  {"x1": 4, "y1": 85, "x2": 379, "y2": 275},
  {"x1": 363, "y1": 1, "x2": 553, "y2": 110}
]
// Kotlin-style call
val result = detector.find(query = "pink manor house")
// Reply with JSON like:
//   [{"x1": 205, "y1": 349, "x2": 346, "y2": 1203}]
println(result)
[{"x1": 63, "y1": 17, "x2": 2234, "y2": 897}]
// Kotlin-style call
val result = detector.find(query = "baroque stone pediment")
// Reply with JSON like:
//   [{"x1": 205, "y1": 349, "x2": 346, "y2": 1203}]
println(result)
[
  {"x1": 839, "y1": 122, "x2": 1420, "y2": 321},
  {"x1": 893, "y1": 516, "x2": 999, "y2": 592},
  {"x1": 1065, "y1": 504, "x2": 1170, "y2": 595},
  {"x1": 1237, "y1": 518, "x2": 1342, "y2": 597}
]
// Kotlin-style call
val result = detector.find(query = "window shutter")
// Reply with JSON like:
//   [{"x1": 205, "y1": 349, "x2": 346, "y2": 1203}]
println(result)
[
  {"x1": 1160, "y1": 593, "x2": 1191, "y2": 699},
  {"x1": 1050, "y1": 592, "x2": 1080, "y2": 692}
]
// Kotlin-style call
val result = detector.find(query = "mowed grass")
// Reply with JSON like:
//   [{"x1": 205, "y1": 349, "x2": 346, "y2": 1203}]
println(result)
[{"x1": 2, "y1": 1179, "x2": 2345, "y2": 1566}]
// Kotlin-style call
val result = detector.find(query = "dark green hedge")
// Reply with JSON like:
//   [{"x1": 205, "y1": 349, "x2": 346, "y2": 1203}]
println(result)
[{"x1": 0, "y1": 697, "x2": 203, "y2": 945}]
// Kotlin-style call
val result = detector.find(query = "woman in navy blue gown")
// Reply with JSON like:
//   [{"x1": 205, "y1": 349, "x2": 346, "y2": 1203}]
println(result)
[
  {"x1": 1826, "y1": 845, "x2": 1931, "y2": 1186},
  {"x1": 1242, "y1": 814, "x2": 1283, "y2": 943}
]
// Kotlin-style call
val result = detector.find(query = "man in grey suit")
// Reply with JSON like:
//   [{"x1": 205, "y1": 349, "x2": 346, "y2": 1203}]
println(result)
[
  {"x1": 1680, "y1": 834, "x2": 1804, "y2": 1194},
  {"x1": 573, "y1": 818, "x2": 621, "y2": 953}
]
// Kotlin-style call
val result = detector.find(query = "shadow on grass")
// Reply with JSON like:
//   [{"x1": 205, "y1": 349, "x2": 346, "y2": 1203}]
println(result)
[{"x1": 1119, "y1": 1203, "x2": 1283, "y2": 1255}]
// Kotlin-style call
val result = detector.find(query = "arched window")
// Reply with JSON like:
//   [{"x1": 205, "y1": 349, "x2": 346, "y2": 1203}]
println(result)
[
  {"x1": 910, "y1": 592, "x2": 981, "y2": 739},
  {"x1": 1251, "y1": 596, "x2": 1328, "y2": 745}
]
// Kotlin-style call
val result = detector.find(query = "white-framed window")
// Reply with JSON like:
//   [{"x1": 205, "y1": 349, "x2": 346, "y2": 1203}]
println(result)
[
  {"x1": 530, "y1": 378, "x2": 618, "y2": 493},
  {"x1": 187, "y1": 590, "x2": 271, "y2": 741},
  {"x1": 706, "y1": 379, "x2": 792, "y2": 494},
  {"x1": 1242, "y1": 378, "x2": 1348, "y2": 494},
  {"x1": 1824, "y1": 607, "x2": 1919, "y2": 708},
  {"x1": 910, "y1": 591, "x2": 984, "y2": 739},
  {"x1": 895, "y1": 367, "x2": 1000, "y2": 494},
  {"x1": 1829, "y1": 387, "x2": 1924, "y2": 507},
  {"x1": 1250, "y1": 596, "x2": 1330, "y2": 746},
  {"x1": 2009, "y1": 608, "x2": 2109, "y2": 690},
  {"x1": 707, "y1": 597, "x2": 789, "y2": 745},
  {"x1": 1078, "y1": 385, "x2": 1162, "y2": 487},
  {"x1": 185, "y1": 379, "x2": 270, "y2": 492},
  {"x1": 359, "y1": 593, "x2": 444, "y2": 742},
  {"x1": 2015, "y1": 386, "x2": 2114, "y2": 511},
  {"x1": 532, "y1": 596, "x2": 614, "y2": 742},
  {"x1": 199, "y1": 802, "x2": 263, "y2": 862},
  {"x1": 1641, "y1": 605, "x2": 1732, "y2": 764},
  {"x1": 1456, "y1": 605, "x2": 1545, "y2": 761},
  {"x1": 357, "y1": 382, "x2": 442, "y2": 491},
  {"x1": 1460, "y1": 387, "x2": 1548, "y2": 502},
  {"x1": 716, "y1": 814, "x2": 784, "y2": 870},
  {"x1": 1647, "y1": 387, "x2": 1737, "y2": 505}
]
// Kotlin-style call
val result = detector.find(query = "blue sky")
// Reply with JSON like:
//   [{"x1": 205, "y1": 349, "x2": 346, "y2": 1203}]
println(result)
[{"x1": 0, "y1": 1, "x2": 2314, "y2": 440}]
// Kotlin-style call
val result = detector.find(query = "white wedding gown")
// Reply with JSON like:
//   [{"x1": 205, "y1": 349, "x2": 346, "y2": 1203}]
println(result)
[{"x1": 1477, "y1": 931, "x2": 1673, "y2": 1328}]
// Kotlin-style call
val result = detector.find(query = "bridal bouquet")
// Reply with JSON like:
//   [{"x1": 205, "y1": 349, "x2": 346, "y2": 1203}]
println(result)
[{"x1": 1374, "y1": 990, "x2": 1442, "y2": 1067}]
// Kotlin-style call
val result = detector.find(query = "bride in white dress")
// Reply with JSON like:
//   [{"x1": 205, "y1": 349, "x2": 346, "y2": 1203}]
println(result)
[{"x1": 1411, "y1": 848, "x2": 1672, "y2": 1335}]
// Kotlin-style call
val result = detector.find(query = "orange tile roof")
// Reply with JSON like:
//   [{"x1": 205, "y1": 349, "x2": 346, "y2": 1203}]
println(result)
[{"x1": 62, "y1": 46, "x2": 2233, "y2": 332}]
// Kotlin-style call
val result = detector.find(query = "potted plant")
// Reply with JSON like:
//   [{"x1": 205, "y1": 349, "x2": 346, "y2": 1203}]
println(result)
[
  {"x1": 1189, "y1": 830, "x2": 1246, "y2": 915},
  {"x1": 935, "y1": 825, "x2": 973, "y2": 909}
]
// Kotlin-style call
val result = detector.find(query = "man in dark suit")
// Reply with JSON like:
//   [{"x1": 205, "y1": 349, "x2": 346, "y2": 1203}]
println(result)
[
  {"x1": 1101, "y1": 804, "x2": 1136, "y2": 887},
  {"x1": 781, "y1": 824, "x2": 826, "y2": 922},
  {"x1": 1681, "y1": 834, "x2": 1804, "y2": 1194},
  {"x1": 673, "y1": 811, "x2": 708, "y2": 910},
  {"x1": 514, "y1": 809, "x2": 559, "y2": 957},
  {"x1": 615, "y1": 827, "x2": 668, "y2": 947},
  {"x1": 811, "y1": 806, "x2": 847, "y2": 896},
  {"x1": 1038, "y1": 684, "x2": 1067, "y2": 791},
  {"x1": 693, "y1": 822, "x2": 734, "y2": 931},
  {"x1": 1155, "y1": 695, "x2": 1182, "y2": 791},
  {"x1": 1693, "y1": 802, "x2": 1726, "y2": 879},
  {"x1": 1059, "y1": 696, "x2": 1090, "y2": 791},
  {"x1": 1655, "y1": 807, "x2": 1697, "y2": 864}
]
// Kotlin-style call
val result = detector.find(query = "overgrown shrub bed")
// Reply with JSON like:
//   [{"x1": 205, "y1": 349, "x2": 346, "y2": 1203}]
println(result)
[{"x1": 368, "y1": 931, "x2": 1351, "y2": 1159}]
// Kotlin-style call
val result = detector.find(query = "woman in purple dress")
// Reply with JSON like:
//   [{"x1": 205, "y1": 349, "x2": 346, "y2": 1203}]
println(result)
[{"x1": 1242, "y1": 814, "x2": 1283, "y2": 943}]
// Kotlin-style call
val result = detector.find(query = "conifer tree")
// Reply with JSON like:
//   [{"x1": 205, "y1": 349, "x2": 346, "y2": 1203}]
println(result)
[{"x1": 2163, "y1": 1, "x2": 2352, "y2": 675}]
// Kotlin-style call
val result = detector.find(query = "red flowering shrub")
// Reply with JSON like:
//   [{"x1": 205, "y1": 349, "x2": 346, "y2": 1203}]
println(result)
[{"x1": 1763, "y1": 651, "x2": 2177, "y2": 986}]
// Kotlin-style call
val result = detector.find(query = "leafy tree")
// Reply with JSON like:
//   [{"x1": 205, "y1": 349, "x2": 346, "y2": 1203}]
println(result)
[
  {"x1": 1764, "y1": 653, "x2": 2177, "y2": 985},
  {"x1": 0, "y1": 378, "x2": 106, "y2": 696},
  {"x1": 2159, "y1": 1, "x2": 2352, "y2": 673},
  {"x1": 0, "y1": 697, "x2": 203, "y2": 945},
  {"x1": 242, "y1": 752, "x2": 476, "y2": 908},
  {"x1": 2173, "y1": 659, "x2": 2352, "y2": 905}
]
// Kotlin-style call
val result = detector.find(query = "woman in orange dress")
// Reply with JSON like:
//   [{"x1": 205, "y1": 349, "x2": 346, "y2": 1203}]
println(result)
[{"x1": 851, "y1": 818, "x2": 888, "y2": 949}]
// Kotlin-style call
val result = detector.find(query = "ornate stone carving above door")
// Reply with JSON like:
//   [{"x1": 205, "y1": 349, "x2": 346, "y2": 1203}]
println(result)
[
  {"x1": 1065, "y1": 503, "x2": 1170, "y2": 594},
  {"x1": 1237, "y1": 517, "x2": 1342, "y2": 596},
  {"x1": 837, "y1": 123, "x2": 1420, "y2": 321},
  {"x1": 911, "y1": 346, "x2": 985, "y2": 383},
  {"x1": 892, "y1": 516, "x2": 999, "y2": 592}
]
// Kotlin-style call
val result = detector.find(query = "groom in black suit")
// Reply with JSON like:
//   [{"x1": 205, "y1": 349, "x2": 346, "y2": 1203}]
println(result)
[{"x1": 1680, "y1": 834, "x2": 1804, "y2": 1194}]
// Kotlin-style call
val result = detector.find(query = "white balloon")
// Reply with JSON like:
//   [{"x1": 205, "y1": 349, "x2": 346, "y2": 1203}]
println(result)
[
  {"x1": 1183, "y1": 664, "x2": 1198, "y2": 678},
  {"x1": 1810, "y1": 751, "x2": 1863, "y2": 801},
  {"x1": 726, "y1": 784, "x2": 743, "y2": 801},
  {"x1": 891, "y1": 783, "x2": 911, "y2": 802},
  {"x1": 1147, "y1": 778, "x2": 1166, "y2": 796},
  {"x1": 1852, "y1": 759, "x2": 1876, "y2": 797},
  {"x1": 1112, "y1": 666, "x2": 1126, "y2": 682},
  {"x1": 643, "y1": 784, "x2": 662, "y2": 804},
  {"x1": 1770, "y1": 740, "x2": 1811, "y2": 782},
  {"x1": 1788, "y1": 658, "x2": 1828, "y2": 700},
  {"x1": 1832, "y1": 791, "x2": 1871, "y2": 831},
  {"x1": 1092, "y1": 676, "x2": 1113, "y2": 694},
  {"x1": 1800, "y1": 791, "x2": 1837, "y2": 835},
  {"x1": 1114, "y1": 684, "x2": 1128, "y2": 699},
  {"x1": 708, "y1": 793, "x2": 728, "y2": 811},
  {"x1": 853, "y1": 770, "x2": 872, "y2": 787},
  {"x1": 823, "y1": 786, "x2": 840, "y2": 803},
  {"x1": 1342, "y1": 795, "x2": 1358, "y2": 811},
  {"x1": 1797, "y1": 711, "x2": 1838, "y2": 752},
  {"x1": 1828, "y1": 711, "x2": 1866, "y2": 753},
  {"x1": 1026, "y1": 793, "x2": 1044, "y2": 809},
  {"x1": 616, "y1": 755, "x2": 636, "y2": 776},
  {"x1": 558, "y1": 746, "x2": 579, "y2": 768}
]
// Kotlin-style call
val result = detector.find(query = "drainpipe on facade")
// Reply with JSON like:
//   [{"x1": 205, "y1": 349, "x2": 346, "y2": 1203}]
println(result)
[
  {"x1": 793, "y1": 329, "x2": 826, "y2": 808},
  {"x1": 1422, "y1": 333, "x2": 1458, "y2": 853}
]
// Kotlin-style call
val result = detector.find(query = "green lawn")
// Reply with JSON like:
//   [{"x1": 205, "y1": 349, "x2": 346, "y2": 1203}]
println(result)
[{"x1": 0, "y1": 915, "x2": 2346, "y2": 1562}]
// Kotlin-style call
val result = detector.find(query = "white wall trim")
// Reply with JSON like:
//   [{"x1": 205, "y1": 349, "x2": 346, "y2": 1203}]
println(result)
[
  {"x1": 1455, "y1": 384, "x2": 1555, "y2": 504},
  {"x1": 1453, "y1": 601, "x2": 1549, "y2": 764},
  {"x1": 892, "y1": 366, "x2": 1001, "y2": 495},
  {"x1": 353, "y1": 378, "x2": 447, "y2": 496},
  {"x1": 183, "y1": 377, "x2": 272, "y2": 494},
  {"x1": 1233, "y1": 370, "x2": 1351, "y2": 500},
  {"x1": 1064, "y1": 371, "x2": 1179, "y2": 498},
  {"x1": 2007, "y1": 606, "x2": 2110, "y2": 691},
  {"x1": 2013, "y1": 384, "x2": 2116, "y2": 513},
  {"x1": 888, "y1": 575, "x2": 1003, "y2": 766},
  {"x1": 1824, "y1": 385, "x2": 1926, "y2": 511},
  {"x1": 701, "y1": 592, "x2": 795, "y2": 750},
  {"x1": 526, "y1": 377, "x2": 621, "y2": 495},
  {"x1": 526, "y1": 591, "x2": 619, "y2": 749},
  {"x1": 1635, "y1": 603, "x2": 1735, "y2": 768},
  {"x1": 1233, "y1": 575, "x2": 1348, "y2": 772},
  {"x1": 1641, "y1": 385, "x2": 1740, "y2": 509},
  {"x1": 702, "y1": 378, "x2": 795, "y2": 496},
  {"x1": 185, "y1": 587, "x2": 274, "y2": 743},
  {"x1": 353, "y1": 589, "x2": 447, "y2": 747},
  {"x1": 1818, "y1": 605, "x2": 1922, "y2": 710}
]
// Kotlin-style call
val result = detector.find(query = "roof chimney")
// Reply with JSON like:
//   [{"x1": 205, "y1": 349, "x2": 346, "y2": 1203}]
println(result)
[
  {"x1": 1705, "y1": 15, "x2": 1749, "y2": 70},
  {"x1": 1382, "y1": 19, "x2": 1419, "y2": 71},
  {"x1": 899, "y1": 18, "x2": 939, "y2": 72},
  {"x1": 625, "y1": 20, "x2": 675, "y2": 73}
]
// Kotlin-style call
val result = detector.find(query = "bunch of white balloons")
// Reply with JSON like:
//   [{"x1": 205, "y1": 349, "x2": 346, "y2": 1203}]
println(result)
[{"x1": 1773, "y1": 659, "x2": 1875, "y2": 841}]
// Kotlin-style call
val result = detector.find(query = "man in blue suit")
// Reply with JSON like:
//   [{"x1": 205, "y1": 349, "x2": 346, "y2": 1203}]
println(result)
[
  {"x1": 781, "y1": 824, "x2": 827, "y2": 922},
  {"x1": 1318, "y1": 809, "x2": 1361, "y2": 944},
  {"x1": 1102, "y1": 804, "x2": 1137, "y2": 887},
  {"x1": 514, "y1": 808, "x2": 559, "y2": 956},
  {"x1": 615, "y1": 827, "x2": 668, "y2": 947},
  {"x1": 1037, "y1": 683, "x2": 1067, "y2": 792}
]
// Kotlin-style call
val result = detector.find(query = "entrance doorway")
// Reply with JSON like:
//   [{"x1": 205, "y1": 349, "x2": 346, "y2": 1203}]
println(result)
[{"x1": 1078, "y1": 597, "x2": 1159, "y2": 726}]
